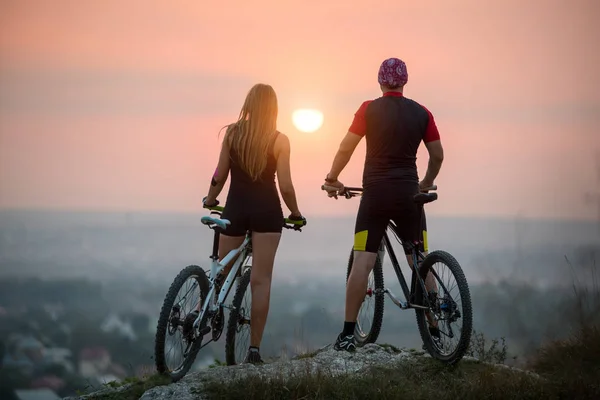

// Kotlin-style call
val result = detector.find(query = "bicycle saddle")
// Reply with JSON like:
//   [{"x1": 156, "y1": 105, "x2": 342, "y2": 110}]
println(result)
[
  {"x1": 201, "y1": 216, "x2": 231, "y2": 230},
  {"x1": 413, "y1": 192, "x2": 438, "y2": 204}
]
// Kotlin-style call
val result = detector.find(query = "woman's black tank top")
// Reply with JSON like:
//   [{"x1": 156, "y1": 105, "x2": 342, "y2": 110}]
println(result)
[{"x1": 226, "y1": 131, "x2": 281, "y2": 209}]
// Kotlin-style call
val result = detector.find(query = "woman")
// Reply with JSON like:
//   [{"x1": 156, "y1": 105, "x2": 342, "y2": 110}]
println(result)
[{"x1": 202, "y1": 83, "x2": 305, "y2": 364}]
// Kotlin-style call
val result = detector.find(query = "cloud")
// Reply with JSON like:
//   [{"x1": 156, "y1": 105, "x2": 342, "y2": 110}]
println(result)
[
  {"x1": 429, "y1": 101, "x2": 600, "y2": 127},
  {"x1": 0, "y1": 67, "x2": 256, "y2": 116},
  {"x1": 2, "y1": 65, "x2": 598, "y2": 131}
]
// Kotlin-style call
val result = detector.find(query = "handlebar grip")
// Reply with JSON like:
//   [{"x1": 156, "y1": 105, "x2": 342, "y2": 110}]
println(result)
[{"x1": 322, "y1": 184, "x2": 342, "y2": 191}]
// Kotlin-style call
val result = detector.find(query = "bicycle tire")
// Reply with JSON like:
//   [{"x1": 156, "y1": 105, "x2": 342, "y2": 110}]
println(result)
[
  {"x1": 155, "y1": 265, "x2": 209, "y2": 382},
  {"x1": 346, "y1": 248, "x2": 385, "y2": 346},
  {"x1": 414, "y1": 250, "x2": 473, "y2": 364},
  {"x1": 224, "y1": 266, "x2": 252, "y2": 365}
]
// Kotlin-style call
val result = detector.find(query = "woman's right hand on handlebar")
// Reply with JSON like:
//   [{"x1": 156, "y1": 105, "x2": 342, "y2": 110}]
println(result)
[{"x1": 288, "y1": 213, "x2": 307, "y2": 226}]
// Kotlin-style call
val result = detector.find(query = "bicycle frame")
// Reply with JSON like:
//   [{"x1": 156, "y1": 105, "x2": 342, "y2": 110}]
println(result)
[
  {"x1": 191, "y1": 218, "x2": 252, "y2": 335},
  {"x1": 379, "y1": 222, "x2": 430, "y2": 311}
]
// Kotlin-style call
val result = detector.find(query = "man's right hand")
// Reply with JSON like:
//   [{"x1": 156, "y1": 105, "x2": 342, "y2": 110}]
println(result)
[{"x1": 322, "y1": 179, "x2": 344, "y2": 199}]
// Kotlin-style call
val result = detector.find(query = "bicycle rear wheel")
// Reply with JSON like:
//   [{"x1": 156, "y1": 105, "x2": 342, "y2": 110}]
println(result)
[
  {"x1": 154, "y1": 265, "x2": 209, "y2": 382},
  {"x1": 225, "y1": 266, "x2": 252, "y2": 365},
  {"x1": 414, "y1": 250, "x2": 472, "y2": 364},
  {"x1": 346, "y1": 248, "x2": 385, "y2": 346}
]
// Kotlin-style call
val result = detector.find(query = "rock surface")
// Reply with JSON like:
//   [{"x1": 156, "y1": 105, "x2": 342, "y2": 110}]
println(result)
[
  {"x1": 140, "y1": 344, "x2": 419, "y2": 400},
  {"x1": 64, "y1": 344, "x2": 537, "y2": 400}
]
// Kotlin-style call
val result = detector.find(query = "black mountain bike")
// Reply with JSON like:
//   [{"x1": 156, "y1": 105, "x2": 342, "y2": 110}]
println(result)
[
  {"x1": 322, "y1": 184, "x2": 472, "y2": 364},
  {"x1": 154, "y1": 204, "x2": 304, "y2": 382}
]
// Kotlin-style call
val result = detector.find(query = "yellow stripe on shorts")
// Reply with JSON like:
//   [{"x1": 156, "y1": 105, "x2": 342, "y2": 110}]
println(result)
[
  {"x1": 354, "y1": 230, "x2": 368, "y2": 251},
  {"x1": 422, "y1": 230, "x2": 428, "y2": 252}
]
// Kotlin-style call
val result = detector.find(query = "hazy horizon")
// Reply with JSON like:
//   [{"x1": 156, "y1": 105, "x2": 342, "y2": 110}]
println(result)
[
  {"x1": 2, "y1": 209, "x2": 598, "y2": 290},
  {"x1": 1, "y1": 205, "x2": 597, "y2": 222}
]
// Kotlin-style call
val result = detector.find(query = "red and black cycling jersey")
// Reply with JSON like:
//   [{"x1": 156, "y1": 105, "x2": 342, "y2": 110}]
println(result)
[{"x1": 348, "y1": 92, "x2": 440, "y2": 188}]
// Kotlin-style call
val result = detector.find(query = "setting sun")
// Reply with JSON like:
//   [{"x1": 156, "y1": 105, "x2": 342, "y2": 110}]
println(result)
[{"x1": 292, "y1": 109, "x2": 324, "y2": 133}]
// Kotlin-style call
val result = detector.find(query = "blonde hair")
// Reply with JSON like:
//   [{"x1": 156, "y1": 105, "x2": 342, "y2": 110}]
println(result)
[{"x1": 223, "y1": 83, "x2": 279, "y2": 181}]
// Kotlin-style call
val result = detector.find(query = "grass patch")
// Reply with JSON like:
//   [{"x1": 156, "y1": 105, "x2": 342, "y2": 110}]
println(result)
[
  {"x1": 528, "y1": 324, "x2": 600, "y2": 399},
  {"x1": 200, "y1": 357, "x2": 551, "y2": 400},
  {"x1": 83, "y1": 373, "x2": 171, "y2": 400},
  {"x1": 466, "y1": 329, "x2": 509, "y2": 364}
]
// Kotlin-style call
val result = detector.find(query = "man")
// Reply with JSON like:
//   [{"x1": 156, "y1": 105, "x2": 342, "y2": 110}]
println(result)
[{"x1": 323, "y1": 57, "x2": 444, "y2": 352}]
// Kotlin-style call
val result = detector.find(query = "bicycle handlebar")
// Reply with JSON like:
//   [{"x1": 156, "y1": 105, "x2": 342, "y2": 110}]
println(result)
[
  {"x1": 321, "y1": 184, "x2": 438, "y2": 199},
  {"x1": 203, "y1": 204, "x2": 305, "y2": 231}
]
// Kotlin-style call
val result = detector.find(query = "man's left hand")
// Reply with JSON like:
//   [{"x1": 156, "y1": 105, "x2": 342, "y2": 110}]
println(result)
[{"x1": 419, "y1": 180, "x2": 434, "y2": 192}]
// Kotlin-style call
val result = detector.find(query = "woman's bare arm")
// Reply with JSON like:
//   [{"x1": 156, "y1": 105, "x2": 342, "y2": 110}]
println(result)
[
  {"x1": 204, "y1": 136, "x2": 231, "y2": 205},
  {"x1": 274, "y1": 133, "x2": 301, "y2": 217}
]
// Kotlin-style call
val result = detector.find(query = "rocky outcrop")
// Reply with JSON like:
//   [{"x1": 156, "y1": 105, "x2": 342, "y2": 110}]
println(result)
[
  {"x1": 140, "y1": 344, "x2": 424, "y2": 400},
  {"x1": 64, "y1": 344, "x2": 538, "y2": 400}
]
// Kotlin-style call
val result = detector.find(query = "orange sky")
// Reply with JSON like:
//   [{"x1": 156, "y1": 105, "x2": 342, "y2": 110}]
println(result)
[{"x1": 1, "y1": 0, "x2": 599, "y2": 220}]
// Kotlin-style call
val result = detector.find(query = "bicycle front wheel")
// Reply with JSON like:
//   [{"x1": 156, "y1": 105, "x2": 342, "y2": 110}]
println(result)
[
  {"x1": 154, "y1": 265, "x2": 209, "y2": 382},
  {"x1": 346, "y1": 248, "x2": 385, "y2": 346},
  {"x1": 414, "y1": 250, "x2": 473, "y2": 364}
]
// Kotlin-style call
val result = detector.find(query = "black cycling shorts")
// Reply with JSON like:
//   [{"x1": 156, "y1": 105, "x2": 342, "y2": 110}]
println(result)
[
  {"x1": 353, "y1": 183, "x2": 428, "y2": 254},
  {"x1": 218, "y1": 204, "x2": 284, "y2": 236}
]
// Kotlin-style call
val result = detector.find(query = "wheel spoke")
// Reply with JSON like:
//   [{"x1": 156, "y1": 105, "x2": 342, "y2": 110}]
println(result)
[{"x1": 357, "y1": 271, "x2": 375, "y2": 337}]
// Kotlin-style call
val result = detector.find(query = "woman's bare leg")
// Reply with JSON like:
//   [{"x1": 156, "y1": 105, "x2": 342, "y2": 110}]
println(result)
[{"x1": 248, "y1": 231, "x2": 281, "y2": 348}]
